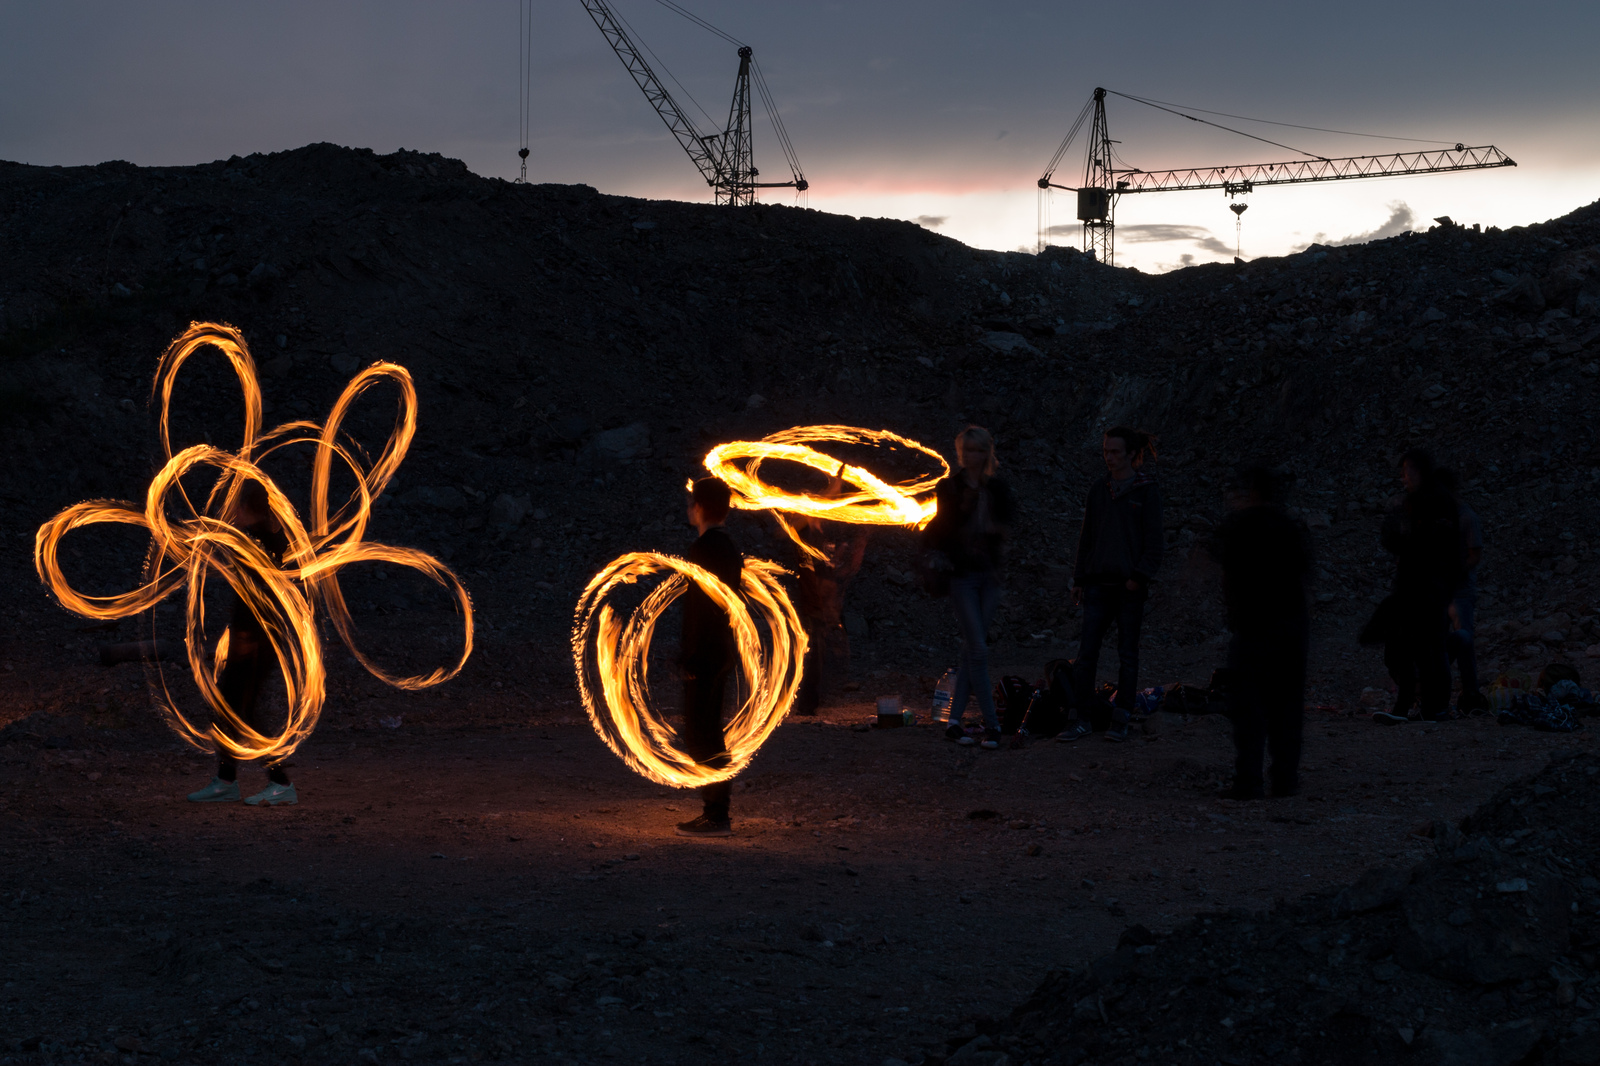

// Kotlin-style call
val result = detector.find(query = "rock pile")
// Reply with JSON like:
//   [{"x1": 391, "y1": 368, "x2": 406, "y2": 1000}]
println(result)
[
  {"x1": 956, "y1": 749, "x2": 1600, "y2": 1066},
  {"x1": 0, "y1": 143, "x2": 1596, "y2": 707}
]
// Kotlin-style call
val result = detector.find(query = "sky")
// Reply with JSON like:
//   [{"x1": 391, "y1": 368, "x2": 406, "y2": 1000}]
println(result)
[{"x1": 3, "y1": 1, "x2": 1598, "y2": 272}]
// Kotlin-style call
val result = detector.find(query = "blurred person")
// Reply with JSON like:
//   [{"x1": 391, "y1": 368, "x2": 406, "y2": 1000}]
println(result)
[
  {"x1": 1372, "y1": 448, "x2": 1464, "y2": 724},
  {"x1": 921, "y1": 425, "x2": 1015, "y2": 750},
  {"x1": 1062, "y1": 426, "x2": 1163, "y2": 743},
  {"x1": 186, "y1": 479, "x2": 297, "y2": 806},
  {"x1": 675, "y1": 476, "x2": 744, "y2": 837},
  {"x1": 1438, "y1": 468, "x2": 1487, "y2": 714},
  {"x1": 1208, "y1": 464, "x2": 1313, "y2": 799},
  {"x1": 788, "y1": 467, "x2": 869, "y2": 717}
]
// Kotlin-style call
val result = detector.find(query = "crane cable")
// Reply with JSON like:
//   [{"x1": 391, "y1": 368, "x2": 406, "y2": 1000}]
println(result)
[
  {"x1": 1108, "y1": 90, "x2": 1459, "y2": 146},
  {"x1": 1105, "y1": 89, "x2": 1328, "y2": 162},
  {"x1": 1040, "y1": 97, "x2": 1094, "y2": 184},
  {"x1": 517, "y1": 0, "x2": 533, "y2": 181}
]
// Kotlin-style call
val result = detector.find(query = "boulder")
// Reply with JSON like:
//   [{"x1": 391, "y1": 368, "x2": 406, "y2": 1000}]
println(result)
[
  {"x1": 489, "y1": 493, "x2": 531, "y2": 530},
  {"x1": 585, "y1": 421, "x2": 651, "y2": 463},
  {"x1": 976, "y1": 331, "x2": 1042, "y2": 357}
]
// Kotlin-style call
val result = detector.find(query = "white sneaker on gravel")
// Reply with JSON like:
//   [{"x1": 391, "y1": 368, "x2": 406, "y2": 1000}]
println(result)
[
  {"x1": 244, "y1": 782, "x2": 298, "y2": 806},
  {"x1": 186, "y1": 777, "x2": 240, "y2": 803}
]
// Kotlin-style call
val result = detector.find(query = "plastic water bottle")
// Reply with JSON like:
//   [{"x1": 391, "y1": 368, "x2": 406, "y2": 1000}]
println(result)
[{"x1": 931, "y1": 668, "x2": 957, "y2": 724}]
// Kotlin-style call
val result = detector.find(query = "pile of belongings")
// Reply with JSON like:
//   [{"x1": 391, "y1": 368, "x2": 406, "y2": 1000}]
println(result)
[{"x1": 1492, "y1": 664, "x2": 1597, "y2": 732}]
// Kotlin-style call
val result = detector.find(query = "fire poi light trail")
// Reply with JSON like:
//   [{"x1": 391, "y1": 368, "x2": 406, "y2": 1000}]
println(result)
[
  {"x1": 33, "y1": 322, "x2": 474, "y2": 763},
  {"x1": 572, "y1": 553, "x2": 805, "y2": 787},
  {"x1": 699, "y1": 425, "x2": 949, "y2": 562}
]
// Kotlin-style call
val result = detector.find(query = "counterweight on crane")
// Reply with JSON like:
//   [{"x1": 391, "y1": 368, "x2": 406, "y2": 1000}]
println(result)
[
  {"x1": 579, "y1": 0, "x2": 806, "y2": 206},
  {"x1": 1038, "y1": 88, "x2": 1516, "y2": 265}
]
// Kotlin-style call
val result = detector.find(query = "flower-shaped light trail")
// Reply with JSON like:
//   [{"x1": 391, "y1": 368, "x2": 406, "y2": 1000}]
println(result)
[
  {"x1": 572, "y1": 553, "x2": 804, "y2": 787},
  {"x1": 700, "y1": 425, "x2": 949, "y2": 562},
  {"x1": 34, "y1": 321, "x2": 473, "y2": 763}
]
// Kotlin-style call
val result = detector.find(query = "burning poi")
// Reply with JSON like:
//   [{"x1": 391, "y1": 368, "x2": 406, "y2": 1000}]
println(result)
[
  {"x1": 572, "y1": 553, "x2": 805, "y2": 787},
  {"x1": 34, "y1": 322, "x2": 473, "y2": 764},
  {"x1": 700, "y1": 425, "x2": 949, "y2": 561}
]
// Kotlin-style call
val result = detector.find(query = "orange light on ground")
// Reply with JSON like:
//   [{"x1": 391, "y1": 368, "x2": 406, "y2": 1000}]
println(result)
[
  {"x1": 699, "y1": 425, "x2": 948, "y2": 561},
  {"x1": 34, "y1": 321, "x2": 473, "y2": 763},
  {"x1": 572, "y1": 553, "x2": 805, "y2": 787}
]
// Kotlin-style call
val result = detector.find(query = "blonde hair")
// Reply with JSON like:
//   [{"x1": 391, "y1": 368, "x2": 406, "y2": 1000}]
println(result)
[{"x1": 955, "y1": 424, "x2": 998, "y2": 481}]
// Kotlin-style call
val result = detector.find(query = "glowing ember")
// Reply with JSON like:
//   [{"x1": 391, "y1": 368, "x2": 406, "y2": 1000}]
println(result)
[
  {"x1": 700, "y1": 425, "x2": 948, "y2": 561},
  {"x1": 572, "y1": 552, "x2": 805, "y2": 787},
  {"x1": 34, "y1": 322, "x2": 473, "y2": 763}
]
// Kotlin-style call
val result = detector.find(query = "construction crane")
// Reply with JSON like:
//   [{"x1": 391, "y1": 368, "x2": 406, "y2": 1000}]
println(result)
[
  {"x1": 1038, "y1": 87, "x2": 1516, "y2": 265},
  {"x1": 579, "y1": 0, "x2": 807, "y2": 206}
]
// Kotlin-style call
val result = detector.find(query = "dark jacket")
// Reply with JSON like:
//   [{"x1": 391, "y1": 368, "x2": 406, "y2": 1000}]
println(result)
[
  {"x1": 1209, "y1": 504, "x2": 1313, "y2": 632},
  {"x1": 680, "y1": 526, "x2": 743, "y2": 674},
  {"x1": 1073, "y1": 472, "x2": 1163, "y2": 587},
  {"x1": 920, "y1": 475, "x2": 1016, "y2": 575},
  {"x1": 1381, "y1": 485, "x2": 1463, "y2": 605}
]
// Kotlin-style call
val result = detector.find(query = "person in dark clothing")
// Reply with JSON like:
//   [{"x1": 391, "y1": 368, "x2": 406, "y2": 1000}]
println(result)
[
  {"x1": 921, "y1": 425, "x2": 1015, "y2": 750},
  {"x1": 1209, "y1": 463, "x2": 1313, "y2": 800},
  {"x1": 1063, "y1": 426, "x2": 1163, "y2": 743},
  {"x1": 187, "y1": 479, "x2": 297, "y2": 805},
  {"x1": 1439, "y1": 468, "x2": 1487, "y2": 713},
  {"x1": 789, "y1": 469, "x2": 870, "y2": 717},
  {"x1": 676, "y1": 476, "x2": 744, "y2": 837},
  {"x1": 1373, "y1": 448, "x2": 1464, "y2": 724}
]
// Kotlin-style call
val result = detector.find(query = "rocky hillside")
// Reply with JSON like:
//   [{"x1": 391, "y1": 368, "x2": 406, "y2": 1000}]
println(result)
[{"x1": 1, "y1": 144, "x2": 1597, "y2": 709}]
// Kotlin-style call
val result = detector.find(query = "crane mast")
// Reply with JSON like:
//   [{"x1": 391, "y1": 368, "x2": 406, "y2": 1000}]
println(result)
[
  {"x1": 1038, "y1": 88, "x2": 1516, "y2": 265},
  {"x1": 578, "y1": 0, "x2": 806, "y2": 205}
]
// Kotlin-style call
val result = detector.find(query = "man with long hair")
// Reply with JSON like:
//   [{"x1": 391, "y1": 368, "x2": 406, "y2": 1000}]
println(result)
[{"x1": 1064, "y1": 426, "x2": 1163, "y2": 743}]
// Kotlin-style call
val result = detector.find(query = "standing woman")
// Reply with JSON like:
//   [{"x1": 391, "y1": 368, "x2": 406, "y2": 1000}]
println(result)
[{"x1": 922, "y1": 426, "x2": 1015, "y2": 749}]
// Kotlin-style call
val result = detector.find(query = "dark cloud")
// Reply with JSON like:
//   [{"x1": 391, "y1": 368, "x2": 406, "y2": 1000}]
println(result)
[
  {"x1": 914, "y1": 215, "x2": 947, "y2": 228},
  {"x1": 1045, "y1": 223, "x2": 1079, "y2": 236},
  {"x1": 1293, "y1": 201, "x2": 1415, "y2": 250},
  {"x1": 1120, "y1": 223, "x2": 1233, "y2": 257}
]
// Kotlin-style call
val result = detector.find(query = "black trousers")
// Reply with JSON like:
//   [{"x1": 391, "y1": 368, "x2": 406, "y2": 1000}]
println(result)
[
  {"x1": 215, "y1": 631, "x2": 289, "y2": 786},
  {"x1": 682, "y1": 666, "x2": 732, "y2": 821},
  {"x1": 1074, "y1": 582, "x2": 1146, "y2": 720},
  {"x1": 1383, "y1": 594, "x2": 1451, "y2": 719},
  {"x1": 1227, "y1": 619, "x2": 1308, "y2": 794}
]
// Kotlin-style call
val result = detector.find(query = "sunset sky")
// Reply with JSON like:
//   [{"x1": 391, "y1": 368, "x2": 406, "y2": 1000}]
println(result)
[{"x1": 3, "y1": 0, "x2": 1597, "y2": 272}]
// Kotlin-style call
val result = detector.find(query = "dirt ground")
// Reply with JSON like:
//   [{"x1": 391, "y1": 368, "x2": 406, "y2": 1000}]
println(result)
[{"x1": 2, "y1": 631, "x2": 1595, "y2": 1066}]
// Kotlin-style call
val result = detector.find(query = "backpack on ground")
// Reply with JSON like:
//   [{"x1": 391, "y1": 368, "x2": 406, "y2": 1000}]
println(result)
[{"x1": 996, "y1": 675, "x2": 1034, "y2": 735}]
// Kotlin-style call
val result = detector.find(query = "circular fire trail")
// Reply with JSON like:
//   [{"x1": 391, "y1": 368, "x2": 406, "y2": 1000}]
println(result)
[
  {"x1": 34, "y1": 322, "x2": 474, "y2": 763},
  {"x1": 700, "y1": 425, "x2": 949, "y2": 561},
  {"x1": 571, "y1": 552, "x2": 805, "y2": 787}
]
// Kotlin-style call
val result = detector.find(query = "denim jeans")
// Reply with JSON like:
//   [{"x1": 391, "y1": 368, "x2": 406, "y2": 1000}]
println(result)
[
  {"x1": 1448, "y1": 574, "x2": 1479, "y2": 695},
  {"x1": 1074, "y1": 582, "x2": 1146, "y2": 725},
  {"x1": 949, "y1": 571, "x2": 1001, "y2": 733}
]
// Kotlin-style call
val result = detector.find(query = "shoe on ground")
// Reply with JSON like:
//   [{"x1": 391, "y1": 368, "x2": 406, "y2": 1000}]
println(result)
[
  {"x1": 944, "y1": 722, "x2": 966, "y2": 742},
  {"x1": 187, "y1": 777, "x2": 240, "y2": 803},
  {"x1": 980, "y1": 729, "x2": 1001, "y2": 750},
  {"x1": 1056, "y1": 721, "x2": 1091, "y2": 743},
  {"x1": 1371, "y1": 710, "x2": 1409, "y2": 725},
  {"x1": 244, "y1": 782, "x2": 297, "y2": 806},
  {"x1": 957, "y1": 733, "x2": 977, "y2": 746},
  {"x1": 675, "y1": 815, "x2": 733, "y2": 838},
  {"x1": 1219, "y1": 783, "x2": 1265, "y2": 801},
  {"x1": 1422, "y1": 709, "x2": 1463, "y2": 722},
  {"x1": 1104, "y1": 723, "x2": 1129, "y2": 742},
  {"x1": 1457, "y1": 690, "x2": 1491, "y2": 715}
]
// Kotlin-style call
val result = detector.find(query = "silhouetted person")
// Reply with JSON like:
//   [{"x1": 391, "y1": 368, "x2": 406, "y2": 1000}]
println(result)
[
  {"x1": 1209, "y1": 464, "x2": 1313, "y2": 800},
  {"x1": 676, "y1": 476, "x2": 743, "y2": 837},
  {"x1": 1439, "y1": 468, "x2": 1487, "y2": 713},
  {"x1": 187, "y1": 479, "x2": 297, "y2": 806},
  {"x1": 789, "y1": 475, "x2": 869, "y2": 716},
  {"x1": 1064, "y1": 426, "x2": 1162, "y2": 743},
  {"x1": 1374, "y1": 448, "x2": 1464, "y2": 724},
  {"x1": 922, "y1": 425, "x2": 1014, "y2": 750}
]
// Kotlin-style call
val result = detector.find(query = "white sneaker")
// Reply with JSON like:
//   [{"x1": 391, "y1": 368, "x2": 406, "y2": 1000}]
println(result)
[
  {"x1": 244, "y1": 782, "x2": 298, "y2": 806},
  {"x1": 187, "y1": 777, "x2": 240, "y2": 803}
]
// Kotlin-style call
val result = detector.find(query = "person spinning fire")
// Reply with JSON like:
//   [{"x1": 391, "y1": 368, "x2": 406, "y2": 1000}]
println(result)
[
  {"x1": 675, "y1": 476, "x2": 744, "y2": 837},
  {"x1": 186, "y1": 479, "x2": 298, "y2": 806}
]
